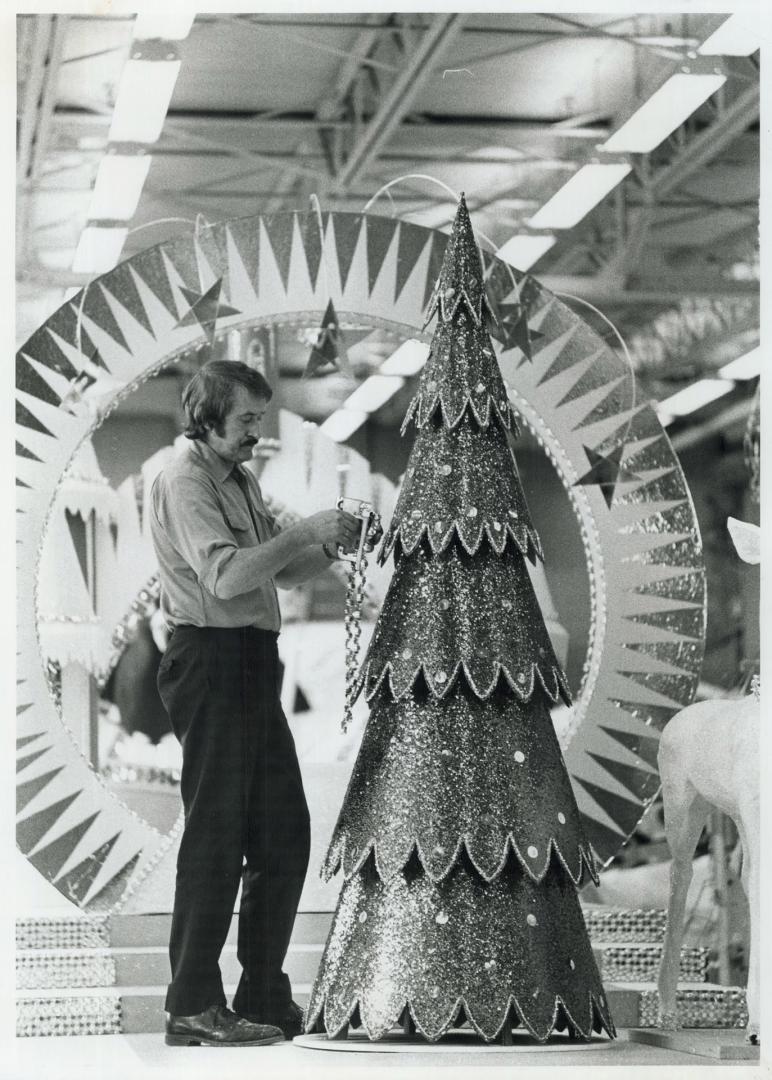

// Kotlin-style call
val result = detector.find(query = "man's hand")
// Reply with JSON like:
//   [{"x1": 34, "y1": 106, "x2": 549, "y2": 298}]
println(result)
[{"x1": 302, "y1": 508, "x2": 361, "y2": 552}]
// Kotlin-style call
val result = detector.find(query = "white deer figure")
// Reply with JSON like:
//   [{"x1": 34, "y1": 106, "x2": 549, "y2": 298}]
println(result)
[{"x1": 657, "y1": 517, "x2": 760, "y2": 1043}]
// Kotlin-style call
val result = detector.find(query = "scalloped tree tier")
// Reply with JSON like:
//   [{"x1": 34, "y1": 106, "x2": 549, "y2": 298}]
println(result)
[
  {"x1": 323, "y1": 684, "x2": 596, "y2": 885},
  {"x1": 380, "y1": 412, "x2": 542, "y2": 564},
  {"x1": 357, "y1": 540, "x2": 571, "y2": 705},
  {"x1": 306, "y1": 850, "x2": 615, "y2": 1042}
]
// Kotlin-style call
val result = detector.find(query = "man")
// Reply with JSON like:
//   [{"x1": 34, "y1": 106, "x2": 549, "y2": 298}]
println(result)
[{"x1": 150, "y1": 360, "x2": 364, "y2": 1047}]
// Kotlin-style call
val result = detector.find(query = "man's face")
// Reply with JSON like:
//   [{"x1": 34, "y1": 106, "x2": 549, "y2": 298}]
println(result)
[{"x1": 206, "y1": 384, "x2": 268, "y2": 464}]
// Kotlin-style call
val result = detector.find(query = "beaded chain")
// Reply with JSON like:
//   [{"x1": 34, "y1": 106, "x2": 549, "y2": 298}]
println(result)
[{"x1": 342, "y1": 549, "x2": 368, "y2": 734}]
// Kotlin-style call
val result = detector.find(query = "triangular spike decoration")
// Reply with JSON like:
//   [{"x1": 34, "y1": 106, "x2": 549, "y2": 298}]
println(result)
[
  {"x1": 301, "y1": 208, "x2": 331, "y2": 291},
  {"x1": 365, "y1": 215, "x2": 399, "y2": 294},
  {"x1": 262, "y1": 212, "x2": 296, "y2": 292},
  {"x1": 610, "y1": 700, "x2": 677, "y2": 732},
  {"x1": 598, "y1": 725, "x2": 661, "y2": 771},
  {"x1": 16, "y1": 440, "x2": 43, "y2": 463},
  {"x1": 395, "y1": 223, "x2": 432, "y2": 304},
  {"x1": 579, "y1": 813, "x2": 627, "y2": 867},
  {"x1": 16, "y1": 746, "x2": 50, "y2": 774},
  {"x1": 27, "y1": 811, "x2": 100, "y2": 879},
  {"x1": 54, "y1": 832, "x2": 120, "y2": 905},
  {"x1": 16, "y1": 767, "x2": 65, "y2": 816},
  {"x1": 16, "y1": 399, "x2": 55, "y2": 438},
  {"x1": 302, "y1": 299, "x2": 353, "y2": 379},
  {"x1": 587, "y1": 751, "x2": 660, "y2": 803},
  {"x1": 422, "y1": 229, "x2": 448, "y2": 312},
  {"x1": 84, "y1": 852, "x2": 142, "y2": 911},
  {"x1": 332, "y1": 213, "x2": 364, "y2": 295},
  {"x1": 17, "y1": 790, "x2": 81, "y2": 853},
  {"x1": 101, "y1": 261, "x2": 157, "y2": 336},
  {"x1": 16, "y1": 733, "x2": 46, "y2": 751},
  {"x1": 574, "y1": 775, "x2": 643, "y2": 838}
]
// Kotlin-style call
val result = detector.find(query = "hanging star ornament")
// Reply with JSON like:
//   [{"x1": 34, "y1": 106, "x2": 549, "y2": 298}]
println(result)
[
  {"x1": 485, "y1": 290, "x2": 543, "y2": 361},
  {"x1": 573, "y1": 444, "x2": 641, "y2": 509},
  {"x1": 303, "y1": 299, "x2": 353, "y2": 378},
  {"x1": 175, "y1": 279, "x2": 241, "y2": 346}
]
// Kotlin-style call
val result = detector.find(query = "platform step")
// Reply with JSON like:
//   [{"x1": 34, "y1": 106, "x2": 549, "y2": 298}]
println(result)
[
  {"x1": 593, "y1": 942, "x2": 708, "y2": 984},
  {"x1": 16, "y1": 939, "x2": 709, "y2": 992},
  {"x1": 15, "y1": 911, "x2": 333, "y2": 951},
  {"x1": 18, "y1": 908, "x2": 671, "y2": 950},
  {"x1": 16, "y1": 983, "x2": 747, "y2": 1037},
  {"x1": 16, "y1": 942, "x2": 325, "y2": 991},
  {"x1": 582, "y1": 907, "x2": 668, "y2": 943}
]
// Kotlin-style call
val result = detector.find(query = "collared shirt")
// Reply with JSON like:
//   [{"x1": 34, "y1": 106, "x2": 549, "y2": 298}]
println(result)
[{"x1": 150, "y1": 438, "x2": 282, "y2": 631}]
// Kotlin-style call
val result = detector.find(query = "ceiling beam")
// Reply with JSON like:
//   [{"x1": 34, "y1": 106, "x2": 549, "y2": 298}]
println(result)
[
  {"x1": 260, "y1": 14, "x2": 391, "y2": 215},
  {"x1": 52, "y1": 108, "x2": 609, "y2": 147},
  {"x1": 650, "y1": 83, "x2": 761, "y2": 200},
  {"x1": 24, "y1": 16, "x2": 69, "y2": 184},
  {"x1": 540, "y1": 273, "x2": 757, "y2": 303},
  {"x1": 332, "y1": 14, "x2": 466, "y2": 190}
]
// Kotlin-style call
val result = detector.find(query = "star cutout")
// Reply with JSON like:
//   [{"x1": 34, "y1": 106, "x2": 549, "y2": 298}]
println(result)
[
  {"x1": 574, "y1": 444, "x2": 641, "y2": 509},
  {"x1": 303, "y1": 299, "x2": 353, "y2": 378},
  {"x1": 175, "y1": 279, "x2": 240, "y2": 346},
  {"x1": 486, "y1": 297, "x2": 543, "y2": 360}
]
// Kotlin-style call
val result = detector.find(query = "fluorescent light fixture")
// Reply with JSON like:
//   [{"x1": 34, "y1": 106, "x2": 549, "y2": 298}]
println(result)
[
  {"x1": 88, "y1": 154, "x2": 152, "y2": 220},
  {"x1": 344, "y1": 374, "x2": 405, "y2": 414},
  {"x1": 380, "y1": 340, "x2": 430, "y2": 377},
  {"x1": 319, "y1": 409, "x2": 369, "y2": 443},
  {"x1": 719, "y1": 347, "x2": 761, "y2": 381},
  {"x1": 527, "y1": 163, "x2": 632, "y2": 230},
  {"x1": 634, "y1": 36, "x2": 698, "y2": 47},
  {"x1": 108, "y1": 59, "x2": 181, "y2": 144},
  {"x1": 496, "y1": 233, "x2": 556, "y2": 270},
  {"x1": 601, "y1": 73, "x2": 726, "y2": 154},
  {"x1": 133, "y1": 13, "x2": 196, "y2": 40},
  {"x1": 698, "y1": 14, "x2": 758, "y2": 56},
  {"x1": 72, "y1": 226, "x2": 128, "y2": 273},
  {"x1": 657, "y1": 378, "x2": 733, "y2": 418}
]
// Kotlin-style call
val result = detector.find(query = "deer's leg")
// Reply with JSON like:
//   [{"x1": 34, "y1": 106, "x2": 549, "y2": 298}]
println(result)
[
  {"x1": 657, "y1": 780, "x2": 709, "y2": 1031},
  {"x1": 737, "y1": 809, "x2": 760, "y2": 1043}
]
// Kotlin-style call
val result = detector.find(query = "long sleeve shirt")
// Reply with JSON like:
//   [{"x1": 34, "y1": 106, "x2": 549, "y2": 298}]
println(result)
[{"x1": 150, "y1": 438, "x2": 283, "y2": 631}]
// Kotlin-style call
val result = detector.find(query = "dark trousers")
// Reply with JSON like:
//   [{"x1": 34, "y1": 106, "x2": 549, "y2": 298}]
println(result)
[{"x1": 157, "y1": 625, "x2": 311, "y2": 1017}]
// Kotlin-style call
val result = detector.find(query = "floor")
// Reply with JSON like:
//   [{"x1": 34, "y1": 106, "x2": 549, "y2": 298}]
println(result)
[{"x1": 7, "y1": 1030, "x2": 764, "y2": 1080}]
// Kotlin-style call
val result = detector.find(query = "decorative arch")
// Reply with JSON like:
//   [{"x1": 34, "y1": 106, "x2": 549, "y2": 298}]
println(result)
[{"x1": 16, "y1": 210, "x2": 706, "y2": 909}]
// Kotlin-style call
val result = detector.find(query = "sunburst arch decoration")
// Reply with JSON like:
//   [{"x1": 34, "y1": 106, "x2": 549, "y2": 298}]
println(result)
[{"x1": 16, "y1": 209, "x2": 706, "y2": 910}]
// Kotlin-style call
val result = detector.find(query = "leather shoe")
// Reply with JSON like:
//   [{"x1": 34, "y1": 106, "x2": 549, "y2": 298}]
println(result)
[
  {"x1": 239, "y1": 999, "x2": 305, "y2": 1039},
  {"x1": 165, "y1": 1004, "x2": 284, "y2": 1046}
]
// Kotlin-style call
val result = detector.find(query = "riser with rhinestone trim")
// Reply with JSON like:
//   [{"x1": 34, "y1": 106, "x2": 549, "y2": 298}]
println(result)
[
  {"x1": 15, "y1": 908, "x2": 747, "y2": 1036},
  {"x1": 16, "y1": 941, "x2": 709, "y2": 991}
]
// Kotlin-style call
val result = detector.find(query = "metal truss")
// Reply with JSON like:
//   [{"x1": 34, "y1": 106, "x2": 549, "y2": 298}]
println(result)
[{"x1": 552, "y1": 75, "x2": 759, "y2": 303}]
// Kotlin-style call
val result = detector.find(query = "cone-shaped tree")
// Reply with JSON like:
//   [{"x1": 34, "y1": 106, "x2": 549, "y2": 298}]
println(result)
[{"x1": 306, "y1": 196, "x2": 616, "y2": 1043}]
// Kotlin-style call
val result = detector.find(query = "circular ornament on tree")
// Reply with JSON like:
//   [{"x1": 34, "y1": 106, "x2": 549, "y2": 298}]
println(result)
[{"x1": 16, "y1": 209, "x2": 705, "y2": 910}]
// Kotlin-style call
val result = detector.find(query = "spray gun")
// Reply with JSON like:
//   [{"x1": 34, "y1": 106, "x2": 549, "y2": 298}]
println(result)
[{"x1": 336, "y1": 497, "x2": 382, "y2": 567}]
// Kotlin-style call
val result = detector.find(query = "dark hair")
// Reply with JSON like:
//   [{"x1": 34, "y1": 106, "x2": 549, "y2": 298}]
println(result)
[{"x1": 182, "y1": 360, "x2": 273, "y2": 440}]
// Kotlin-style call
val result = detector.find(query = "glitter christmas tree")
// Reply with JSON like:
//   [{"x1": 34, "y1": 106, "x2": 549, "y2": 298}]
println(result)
[{"x1": 305, "y1": 195, "x2": 616, "y2": 1044}]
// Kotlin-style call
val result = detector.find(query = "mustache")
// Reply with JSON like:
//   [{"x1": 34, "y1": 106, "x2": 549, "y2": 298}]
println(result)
[{"x1": 241, "y1": 438, "x2": 259, "y2": 446}]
